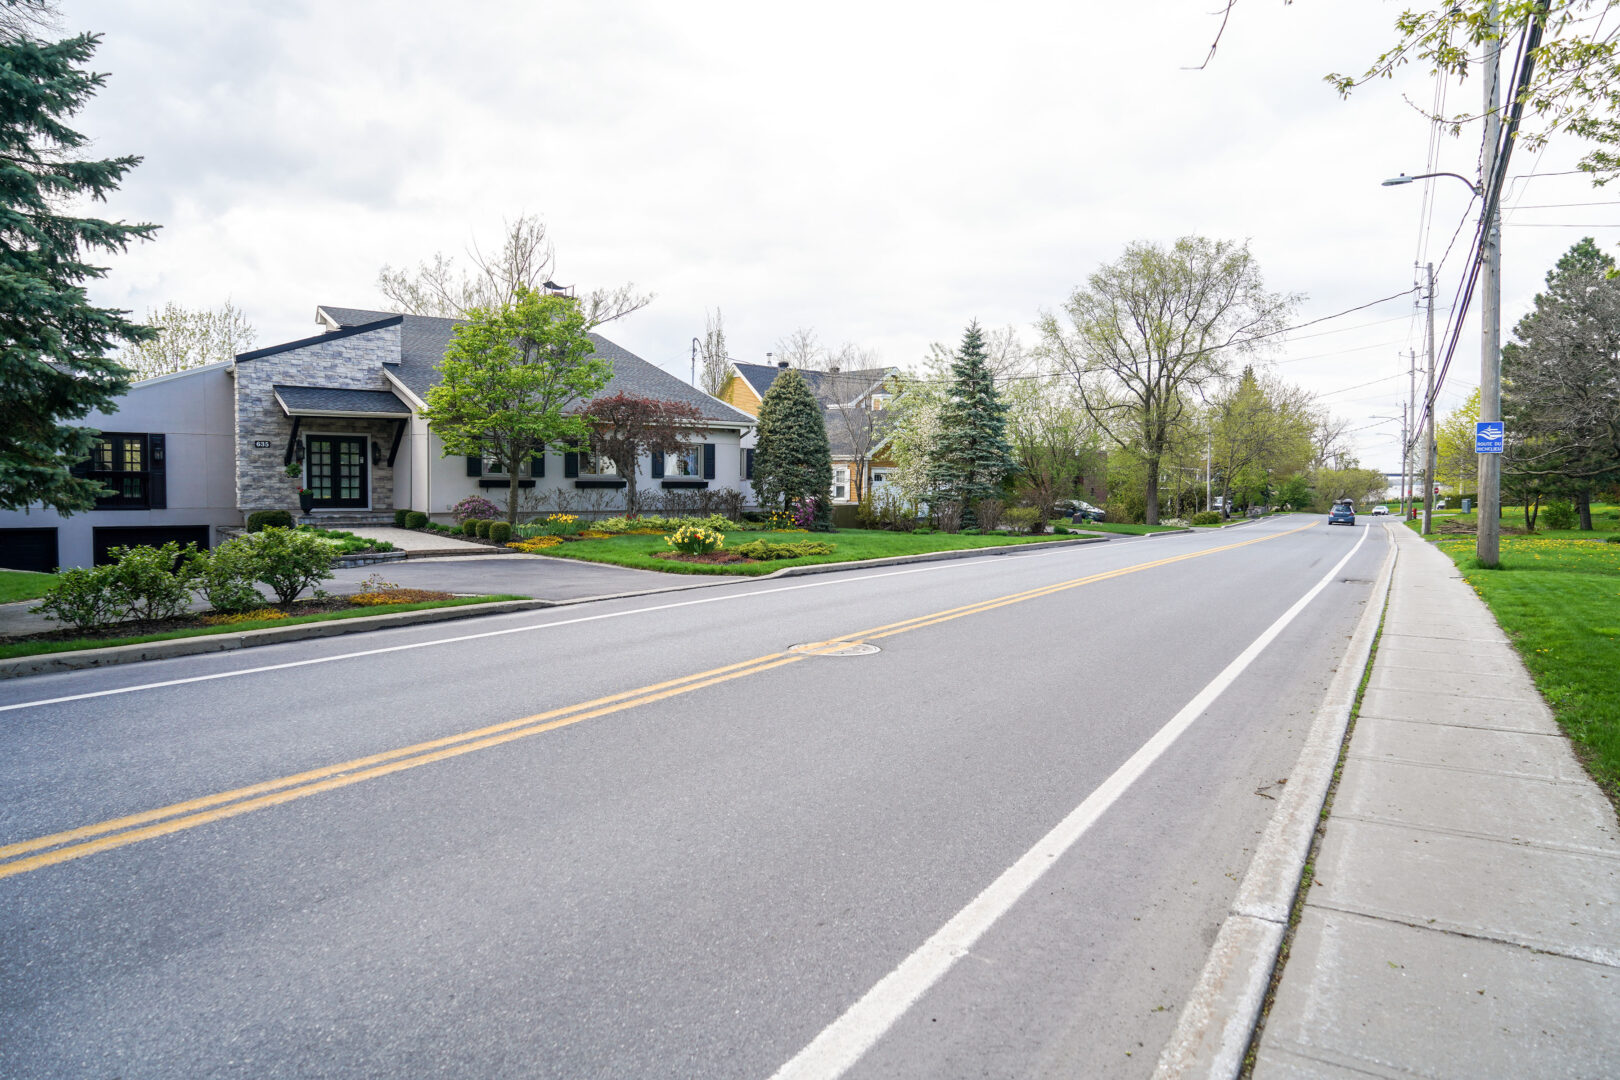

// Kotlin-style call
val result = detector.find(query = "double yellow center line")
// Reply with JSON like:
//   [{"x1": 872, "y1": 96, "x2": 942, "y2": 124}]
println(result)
[{"x1": 0, "y1": 523, "x2": 1315, "y2": 880}]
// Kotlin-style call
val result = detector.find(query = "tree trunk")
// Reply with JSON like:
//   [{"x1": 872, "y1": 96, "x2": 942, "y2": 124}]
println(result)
[
  {"x1": 625, "y1": 470, "x2": 639, "y2": 519},
  {"x1": 1144, "y1": 461, "x2": 1161, "y2": 526},
  {"x1": 507, "y1": 453, "x2": 522, "y2": 527},
  {"x1": 1578, "y1": 490, "x2": 1593, "y2": 531}
]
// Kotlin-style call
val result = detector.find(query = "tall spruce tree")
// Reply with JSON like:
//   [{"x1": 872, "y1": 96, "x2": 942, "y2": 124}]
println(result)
[
  {"x1": 933, "y1": 320, "x2": 1015, "y2": 524},
  {"x1": 1, "y1": 11, "x2": 157, "y2": 513},
  {"x1": 751, "y1": 368, "x2": 832, "y2": 513}
]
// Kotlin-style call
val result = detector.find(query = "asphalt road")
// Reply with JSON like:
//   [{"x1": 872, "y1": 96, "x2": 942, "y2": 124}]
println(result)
[{"x1": 0, "y1": 516, "x2": 1387, "y2": 1079}]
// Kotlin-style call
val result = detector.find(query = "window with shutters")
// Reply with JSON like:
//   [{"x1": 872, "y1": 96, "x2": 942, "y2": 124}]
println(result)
[
  {"x1": 669, "y1": 448, "x2": 700, "y2": 477},
  {"x1": 88, "y1": 433, "x2": 152, "y2": 509},
  {"x1": 576, "y1": 449, "x2": 618, "y2": 476}
]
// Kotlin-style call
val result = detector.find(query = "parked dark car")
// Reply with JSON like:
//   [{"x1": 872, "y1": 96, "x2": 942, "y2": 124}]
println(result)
[{"x1": 1329, "y1": 500, "x2": 1356, "y2": 526}]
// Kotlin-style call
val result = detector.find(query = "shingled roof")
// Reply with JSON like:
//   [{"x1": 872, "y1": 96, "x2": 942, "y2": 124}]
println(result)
[
  {"x1": 314, "y1": 305, "x2": 753, "y2": 427},
  {"x1": 732, "y1": 361, "x2": 895, "y2": 407}
]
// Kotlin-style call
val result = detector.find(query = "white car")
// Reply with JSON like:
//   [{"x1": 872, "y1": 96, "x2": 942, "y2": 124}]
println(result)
[{"x1": 1370, "y1": 505, "x2": 1389, "y2": 516}]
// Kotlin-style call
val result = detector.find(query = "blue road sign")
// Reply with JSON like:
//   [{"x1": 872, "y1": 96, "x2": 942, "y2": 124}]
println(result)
[{"x1": 1476, "y1": 421, "x2": 1504, "y2": 454}]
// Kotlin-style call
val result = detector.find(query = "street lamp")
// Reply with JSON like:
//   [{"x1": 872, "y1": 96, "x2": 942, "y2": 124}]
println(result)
[{"x1": 1380, "y1": 171, "x2": 1482, "y2": 196}]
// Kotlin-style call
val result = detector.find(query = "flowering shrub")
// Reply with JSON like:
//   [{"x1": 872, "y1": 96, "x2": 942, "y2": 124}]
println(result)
[
  {"x1": 537, "y1": 513, "x2": 582, "y2": 536},
  {"x1": 791, "y1": 498, "x2": 817, "y2": 529},
  {"x1": 201, "y1": 608, "x2": 288, "y2": 626},
  {"x1": 450, "y1": 495, "x2": 502, "y2": 525},
  {"x1": 665, "y1": 524, "x2": 724, "y2": 554}
]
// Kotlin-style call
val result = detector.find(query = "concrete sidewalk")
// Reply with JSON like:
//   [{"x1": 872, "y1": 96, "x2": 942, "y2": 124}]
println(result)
[{"x1": 1252, "y1": 522, "x2": 1620, "y2": 1078}]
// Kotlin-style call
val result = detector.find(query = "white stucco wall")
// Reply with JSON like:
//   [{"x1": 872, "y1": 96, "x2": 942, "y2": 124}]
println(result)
[{"x1": 0, "y1": 362, "x2": 240, "y2": 569}]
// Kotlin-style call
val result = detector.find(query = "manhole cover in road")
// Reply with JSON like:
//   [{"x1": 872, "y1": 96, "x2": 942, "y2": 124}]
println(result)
[{"x1": 787, "y1": 641, "x2": 881, "y2": 657}]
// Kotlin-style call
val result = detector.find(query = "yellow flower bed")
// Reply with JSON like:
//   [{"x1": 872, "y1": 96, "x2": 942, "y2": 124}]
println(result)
[
  {"x1": 508, "y1": 536, "x2": 563, "y2": 552},
  {"x1": 665, "y1": 524, "x2": 724, "y2": 554},
  {"x1": 201, "y1": 608, "x2": 288, "y2": 625}
]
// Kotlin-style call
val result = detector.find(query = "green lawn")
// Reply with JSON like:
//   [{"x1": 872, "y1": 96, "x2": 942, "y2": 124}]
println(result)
[
  {"x1": 1412, "y1": 502, "x2": 1620, "y2": 540},
  {"x1": 0, "y1": 595, "x2": 526, "y2": 662},
  {"x1": 1435, "y1": 535, "x2": 1620, "y2": 800},
  {"x1": 0, "y1": 570, "x2": 57, "y2": 605},
  {"x1": 534, "y1": 528, "x2": 1099, "y2": 576}
]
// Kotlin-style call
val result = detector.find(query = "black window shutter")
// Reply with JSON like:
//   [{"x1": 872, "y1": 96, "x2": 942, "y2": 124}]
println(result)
[
  {"x1": 702, "y1": 443, "x2": 716, "y2": 480},
  {"x1": 147, "y1": 433, "x2": 167, "y2": 509},
  {"x1": 745, "y1": 448, "x2": 755, "y2": 480},
  {"x1": 564, "y1": 452, "x2": 579, "y2": 478},
  {"x1": 466, "y1": 455, "x2": 482, "y2": 477},
  {"x1": 651, "y1": 451, "x2": 664, "y2": 479},
  {"x1": 531, "y1": 452, "x2": 545, "y2": 478}
]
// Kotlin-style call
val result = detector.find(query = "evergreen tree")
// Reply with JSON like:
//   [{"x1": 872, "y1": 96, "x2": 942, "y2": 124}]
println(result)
[
  {"x1": 1, "y1": 14, "x2": 157, "y2": 513},
  {"x1": 1502, "y1": 237, "x2": 1620, "y2": 530},
  {"x1": 933, "y1": 320, "x2": 1015, "y2": 524},
  {"x1": 751, "y1": 368, "x2": 832, "y2": 513}
]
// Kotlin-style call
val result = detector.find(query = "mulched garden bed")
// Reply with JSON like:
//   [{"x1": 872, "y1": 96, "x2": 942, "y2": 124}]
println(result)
[{"x1": 650, "y1": 551, "x2": 755, "y2": 565}]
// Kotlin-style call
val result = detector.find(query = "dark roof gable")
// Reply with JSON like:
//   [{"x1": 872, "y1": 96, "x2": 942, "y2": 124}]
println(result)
[
  {"x1": 732, "y1": 361, "x2": 896, "y2": 406},
  {"x1": 313, "y1": 305, "x2": 753, "y2": 427}
]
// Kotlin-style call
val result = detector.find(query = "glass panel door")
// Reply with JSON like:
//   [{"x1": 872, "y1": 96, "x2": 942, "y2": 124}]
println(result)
[{"x1": 306, "y1": 435, "x2": 369, "y2": 508}]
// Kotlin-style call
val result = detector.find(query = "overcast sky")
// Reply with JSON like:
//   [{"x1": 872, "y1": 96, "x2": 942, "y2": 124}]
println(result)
[{"x1": 63, "y1": 0, "x2": 1620, "y2": 474}]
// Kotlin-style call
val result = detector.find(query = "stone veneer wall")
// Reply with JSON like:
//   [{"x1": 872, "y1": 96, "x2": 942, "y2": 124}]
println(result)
[{"x1": 233, "y1": 323, "x2": 403, "y2": 514}]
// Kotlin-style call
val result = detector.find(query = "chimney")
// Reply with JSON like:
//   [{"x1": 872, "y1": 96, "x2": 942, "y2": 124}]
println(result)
[{"x1": 777, "y1": 359, "x2": 789, "y2": 369}]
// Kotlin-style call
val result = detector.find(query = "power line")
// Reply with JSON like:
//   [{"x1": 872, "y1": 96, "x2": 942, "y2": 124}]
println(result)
[{"x1": 1316, "y1": 372, "x2": 1407, "y2": 399}]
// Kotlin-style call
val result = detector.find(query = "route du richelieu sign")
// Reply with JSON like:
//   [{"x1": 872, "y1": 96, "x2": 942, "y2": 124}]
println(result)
[{"x1": 1475, "y1": 422, "x2": 1504, "y2": 454}]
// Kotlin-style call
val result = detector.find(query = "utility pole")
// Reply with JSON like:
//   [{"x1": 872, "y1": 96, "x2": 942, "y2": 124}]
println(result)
[
  {"x1": 1401, "y1": 402, "x2": 1411, "y2": 517},
  {"x1": 1205, "y1": 440, "x2": 1212, "y2": 513},
  {"x1": 1406, "y1": 349, "x2": 1418, "y2": 518},
  {"x1": 1422, "y1": 263, "x2": 1438, "y2": 534},
  {"x1": 1478, "y1": 0, "x2": 1503, "y2": 565}
]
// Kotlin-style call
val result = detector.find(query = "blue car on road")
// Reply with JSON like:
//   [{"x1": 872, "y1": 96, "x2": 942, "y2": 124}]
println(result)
[{"x1": 1329, "y1": 500, "x2": 1356, "y2": 526}]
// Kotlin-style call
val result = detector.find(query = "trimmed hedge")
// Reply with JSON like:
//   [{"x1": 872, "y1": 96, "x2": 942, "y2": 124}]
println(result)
[
  {"x1": 393, "y1": 509, "x2": 410, "y2": 527},
  {"x1": 246, "y1": 509, "x2": 294, "y2": 533},
  {"x1": 489, "y1": 521, "x2": 512, "y2": 543},
  {"x1": 404, "y1": 511, "x2": 429, "y2": 529}
]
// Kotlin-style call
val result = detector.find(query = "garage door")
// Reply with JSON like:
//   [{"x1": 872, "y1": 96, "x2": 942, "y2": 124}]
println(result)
[
  {"x1": 0, "y1": 528, "x2": 60, "y2": 574},
  {"x1": 92, "y1": 526, "x2": 211, "y2": 566}
]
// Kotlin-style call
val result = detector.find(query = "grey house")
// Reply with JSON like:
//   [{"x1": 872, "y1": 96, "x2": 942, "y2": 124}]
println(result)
[{"x1": 0, "y1": 306, "x2": 754, "y2": 571}]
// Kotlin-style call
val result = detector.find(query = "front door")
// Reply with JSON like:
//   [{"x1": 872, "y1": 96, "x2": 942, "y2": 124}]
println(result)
[{"x1": 306, "y1": 435, "x2": 368, "y2": 509}]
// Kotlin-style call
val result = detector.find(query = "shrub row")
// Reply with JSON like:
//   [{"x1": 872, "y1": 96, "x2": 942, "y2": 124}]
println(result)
[
  {"x1": 732, "y1": 539, "x2": 836, "y2": 560},
  {"x1": 1191, "y1": 511, "x2": 1222, "y2": 526},
  {"x1": 31, "y1": 528, "x2": 338, "y2": 631}
]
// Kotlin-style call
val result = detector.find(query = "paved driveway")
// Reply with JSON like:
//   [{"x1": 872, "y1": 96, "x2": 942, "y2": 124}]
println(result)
[{"x1": 329, "y1": 553, "x2": 745, "y2": 602}]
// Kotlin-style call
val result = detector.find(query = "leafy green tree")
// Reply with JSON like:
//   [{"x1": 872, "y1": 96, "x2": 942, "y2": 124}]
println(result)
[
  {"x1": 751, "y1": 367, "x2": 832, "y2": 513},
  {"x1": 1038, "y1": 237, "x2": 1296, "y2": 525},
  {"x1": 1329, "y1": 1, "x2": 1620, "y2": 181},
  {"x1": 119, "y1": 300, "x2": 256, "y2": 379},
  {"x1": 932, "y1": 321, "x2": 1016, "y2": 525},
  {"x1": 0, "y1": 13, "x2": 157, "y2": 513},
  {"x1": 1502, "y1": 237, "x2": 1620, "y2": 529},
  {"x1": 1435, "y1": 387, "x2": 1481, "y2": 499},
  {"x1": 422, "y1": 288, "x2": 612, "y2": 527},
  {"x1": 1209, "y1": 366, "x2": 1315, "y2": 517}
]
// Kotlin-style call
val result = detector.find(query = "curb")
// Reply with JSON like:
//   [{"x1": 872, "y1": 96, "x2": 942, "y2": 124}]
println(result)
[
  {"x1": 0, "y1": 533, "x2": 1123, "y2": 680},
  {"x1": 0, "y1": 599, "x2": 556, "y2": 680},
  {"x1": 1152, "y1": 523, "x2": 1398, "y2": 1080}
]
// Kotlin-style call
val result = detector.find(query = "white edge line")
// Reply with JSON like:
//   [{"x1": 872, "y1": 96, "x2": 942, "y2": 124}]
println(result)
[{"x1": 767, "y1": 524, "x2": 1370, "y2": 1080}]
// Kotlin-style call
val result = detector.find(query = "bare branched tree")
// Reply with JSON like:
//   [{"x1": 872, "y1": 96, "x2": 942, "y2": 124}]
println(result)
[
  {"x1": 119, "y1": 300, "x2": 257, "y2": 379},
  {"x1": 1, "y1": 0, "x2": 55, "y2": 39},
  {"x1": 1037, "y1": 236, "x2": 1298, "y2": 524},
  {"x1": 774, "y1": 326, "x2": 826, "y2": 370},
  {"x1": 377, "y1": 213, "x2": 652, "y2": 328},
  {"x1": 700, "y1": 309, "x2": 730, "y2": 397},
  {"x1": 819, "y1": 367, "x2": 894, "y2": 504}
]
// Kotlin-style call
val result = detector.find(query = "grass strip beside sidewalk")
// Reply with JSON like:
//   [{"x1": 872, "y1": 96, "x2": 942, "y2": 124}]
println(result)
[
  {"x1": 1435, "y1": 535, "x2": 1620, "y2": 800},
  {"x1": 532, "y1": 528, "x2": 1101, "y2": 576},
  {"x1": 0, "y1": 595, "x2": 525, "y2": 662}
]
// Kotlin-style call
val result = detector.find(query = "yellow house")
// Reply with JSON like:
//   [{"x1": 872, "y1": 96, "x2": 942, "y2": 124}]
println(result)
[{"x1": 721, "y1": 360, "x2": 900, "y2": 504}]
